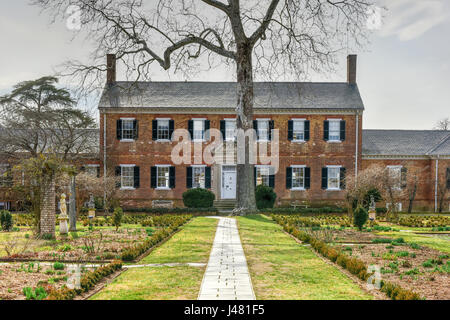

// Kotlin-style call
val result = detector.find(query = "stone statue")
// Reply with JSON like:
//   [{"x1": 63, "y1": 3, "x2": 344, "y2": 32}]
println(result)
[
  {"x1": 88, "y1": 193, "x2": 96, "y2": 218},
  {"x1": 368, "y1": 195, "x2": 376, "y2": 221},
  {"x1": 369, "y1": 195, "x2": 376, "y2": 211},
  {"x1": 58, "y1": 193, "x2": 69, "y2": 235}
]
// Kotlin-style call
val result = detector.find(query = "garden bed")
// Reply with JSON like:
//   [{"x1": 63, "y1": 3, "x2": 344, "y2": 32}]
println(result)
[{"x1": 334, "y1": 243, "x2": 449, "y2": 300}]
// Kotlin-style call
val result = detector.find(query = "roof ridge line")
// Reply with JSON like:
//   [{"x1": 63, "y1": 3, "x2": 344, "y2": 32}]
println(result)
[{"x1": 425, "y1": 132, "x2": 450, "y2": 155}]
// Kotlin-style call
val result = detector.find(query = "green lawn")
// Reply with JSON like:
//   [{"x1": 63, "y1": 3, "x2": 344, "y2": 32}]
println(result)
[
  {"x1": 91, "y1": 217, "x2": 218, "y2": 300},
  {"x1": 238, "y1": 215, "x2": 373, "y2": 300}
]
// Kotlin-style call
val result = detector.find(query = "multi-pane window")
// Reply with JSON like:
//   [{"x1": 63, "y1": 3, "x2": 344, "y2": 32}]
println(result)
[
  {"x1": 388, "y1": 166, "x2": 402, "y2": 189},
  {"x1": 257, "y1": 120, "x2": 269, "y2": 141},
  {"x1": 86, "y1": 165, "x2": 99, "y2": 177},
  {"x1": 328, "y1": 120, "x2": 341, "y2": 141},
  {"x1": 225, "y1": 120, "x2": 237, "y2": 141},
  {"x1": 0, "y1": 164, "x2": 11, "y2": 187},
  {"x1": 327, "y1": 167, "x2": 340, "y2": 190},
  {"x1": 157, "y1": 166, "x2": 170, "y2": 188},
  {"x1": 256, "y1": 166, "x2": 270, "y2": 186},
  {"x1": 157, "y1": 119, "x2": 170, "y2": 140},
  {"x1": 192, "y1": 166, "x2": 206, "y2": 188},
  {"x1": 121, "y1": 119, "x2": 135, "y2": 140},
  {"x1": 292, "y1": 120, "x2": 305, "y2": 141},
  {"x1": 193, "y1": 120, "x2": 205, "y2": 141},
  {"x1": 121, "y1": 166, "x2": 135, "y2": 189},
  {"x1": 292, "y1": 167, "x2": 305, "y2": 189}
]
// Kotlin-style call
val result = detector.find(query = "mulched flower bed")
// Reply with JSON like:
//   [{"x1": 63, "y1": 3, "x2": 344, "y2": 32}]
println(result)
[
  {"x1": 1, "y1": 227, "x2": 153, "y2": 262},
  {"x1": 333, "y1": 243, "x2": 450, "y2": 300},
  {"x1": 0, "y1": 262, "x2": 93, "y2": 300}
]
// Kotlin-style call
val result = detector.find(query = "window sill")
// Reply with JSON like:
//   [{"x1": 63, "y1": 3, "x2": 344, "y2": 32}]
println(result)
[
  {"x1": 156, "y1": 187, "x2": 171, "y2": 190},
  {"x1": 292, "y1": 140, "x2": 306, "y2": 143},
  {"x1": 291, "y1": 188, "x2": 306, "y2": 191},
  {"x1": 120, "y1": 139, "x2": 135, "y2": 142},
  {"x1": 192, "y1": 139, "x2": 206, "y2": 143},
  {"x1": 120, "y1": 187, "x2": 136, "y2": 190},
  {"x1": 156, "y1": 139, "x2": 171, "y2": 143},
  {"x1": 326, "y1": 188, "x2": 341, "y2": 191},
  {"x1": 327, "y1": 140, "x2": 342, "y2": 143}
]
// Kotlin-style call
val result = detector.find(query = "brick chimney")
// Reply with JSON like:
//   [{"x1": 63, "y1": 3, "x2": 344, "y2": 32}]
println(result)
[
  {"x1": 347, "y1": 54, "x2": 357, "y2": 84},
  {"x1": 106, "y1": 54, "x2": 116, "y2": 85}
]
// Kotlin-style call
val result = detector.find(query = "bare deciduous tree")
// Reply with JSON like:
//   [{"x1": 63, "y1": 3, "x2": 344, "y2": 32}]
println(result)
[
  {"x1": 434, "y1": 117, "x2": 450, "y2": 131},
  {"x1": 34, "y1": 0, "x2": 375, "y2": 214}
]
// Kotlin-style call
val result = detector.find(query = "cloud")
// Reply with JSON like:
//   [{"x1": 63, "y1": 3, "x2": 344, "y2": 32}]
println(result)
[{"x1": 378, "y1": 0, "x2": 449, "y2": 41}]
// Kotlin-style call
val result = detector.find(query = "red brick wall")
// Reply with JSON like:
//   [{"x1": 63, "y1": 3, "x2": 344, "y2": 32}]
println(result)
[{"x1": 101, "y1": 111, "x2": 362, "y2": 208}]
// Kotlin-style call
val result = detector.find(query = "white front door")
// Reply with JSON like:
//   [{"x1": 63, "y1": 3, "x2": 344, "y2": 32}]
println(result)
[{"x1": 221, "y1": 166, "x2": 236, "y2": 199}]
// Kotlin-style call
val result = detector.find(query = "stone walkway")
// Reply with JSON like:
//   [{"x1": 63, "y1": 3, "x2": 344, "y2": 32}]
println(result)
[{"x1": 198, "y1": 217, "x2": 255, "y2": 300}]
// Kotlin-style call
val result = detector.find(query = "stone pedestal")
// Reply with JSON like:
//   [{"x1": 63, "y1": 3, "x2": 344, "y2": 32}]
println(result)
[
  {"x1": 88, "y1": 208, "x2": 96, "y2": 219},
  {"x1": 369, "y1": 209, "x2": 376, "y2": 221}
]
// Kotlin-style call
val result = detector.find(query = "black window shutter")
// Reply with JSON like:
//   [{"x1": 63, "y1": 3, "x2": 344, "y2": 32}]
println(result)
[
  {"x1": 446, "y1": 168, "x2": 450, "y2": 189},
  {"x1": 269, "y1": 120, "x2": 274, "y2": 141},
  {"x1": 253, "y1": 120, "x2": 258, "y2": 140},
  {"x1": 401, "y1": 167, "x2": 407, "y2": 189},
  {"x1": 133, "y1": 119, "x2": 138, "y2": 140},
  {"x1": 150, "y1": 167, "x2": 157, "y2": 188},
  {"x1": 116, "y1": 119, "x2": 122, "y2": 140},
  {"x1": 286, "y1": 167, "x2": 292, "y2": 189},
  {"x1": 304, "y1": 121, "x2": 310, "y2": 141},
  {"x1": 269, "y1": 173, "x2": 275, "y2": 188},
  {"x1": 321, "y1": 168, "x2": 328, "y2": 189},
  {"x1": 340, "y1": 120, "x2": 346, "y2": 141},
  {"x1": 340, "y1": 167, "x2": 346, "y2": 189},
  {"x1": 169, "y1": 167, "x2": 176, "y2": 188},
  {"x1": 115, "y1": 166, "x2": 121, "y2": 188},
  {"x1": 169, "y1": 120, "x2": 175, "y2": 140},
  {"x1": 152, "y1": 120, "x2": 158, "y2": 140},
  {"x1": 305, "y1": 167, "x2": 311, "y2": 189},
  {"x1": 205, "y1": 120, "x2": 211, "y2": 140},
  {"x1": 134, "y1": 166, "x2": 140, "y2": 188},
  {"x1": 96, "y1": 166, "x2": 100, "y2": 178},
  {"x1": 323, "y1": 120, "x2": 329, "y2": 141},
  {"x1": 186, "y1": 167, "x2": 193, "y2": 189},
  {"x1": 220, "y1": 120, "x2": 226, "y2": 140},
  {"x1": 205, "y1": 167, "x2": 211, "y2": 189},
  {"x1": 188, "y1": 120, "x2": 194, "y2": 140},
  {"x1": 287, "y1": 120, "x2": 293, "y2": 141}
]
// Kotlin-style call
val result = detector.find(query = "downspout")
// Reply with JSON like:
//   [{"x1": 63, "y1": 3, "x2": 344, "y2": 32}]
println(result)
[
  {"x1": 355, "y1": 111, "x2": 359, "y2": 183},
  {"x1": 435, "y1": 157, "x2": 438, "y2": 213},
  {"x1": 103, "y1": 112, "x2": 107, "y2": 205}
]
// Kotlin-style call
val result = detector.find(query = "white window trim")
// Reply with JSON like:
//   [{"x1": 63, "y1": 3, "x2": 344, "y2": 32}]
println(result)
[
  {"x1": 120, "y1": 164, "x2": 136, "y2": 190},
  {"x1": 327, "y1": 119, "x2": 342, "y2": 143},
  {"x1": 156, "y1": 118, "x2": 171, "y2": 142},
  {"x1": 292, "y1": 119, "x2": 306, "y2": 143},
  {"x1": 326, "y1": 165, "x2": 342, "y2": 191},
  {"x1": 191, "y1": 165, "x2": 206, "y2": 189},
  {"x1": 224, "y1": 119, "x2": 237, "y2": 142},
  {"x1": 120, "y1": 118, "x2": 136, "y2": 142},
  {"x1": 156, "y1": 165, "x2": 171, "y2": 190},
  {"x1": 256, "y1": 119, "x2": 271, "y2": 142},
  {"x1": 192, "y1": 119, "x2": 206, "y2": 142},
  {"x1": 291, "y1": 165, "x2": 306, "y2": 190}
]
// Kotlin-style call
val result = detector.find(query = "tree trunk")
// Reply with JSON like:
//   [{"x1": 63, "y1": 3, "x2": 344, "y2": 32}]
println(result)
[
  {"x1": 69, "y1": 175, "x2": 77, "y2": 231},
  {"x1": 233, "y1": 42, "x2": 257, "y2": 215},
  {"x1": 407, "y1": 184, "x2": 417, "y2": 213}
]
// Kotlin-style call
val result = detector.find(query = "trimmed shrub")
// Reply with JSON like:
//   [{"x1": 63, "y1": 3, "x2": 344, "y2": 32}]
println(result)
[
  {"x1": 353, "y1": 206, "x2": 368, "y2": 231},
  {"x1": 0, "y1": 210, "x2": 13, "y2": 231},
  {"x1": 255, "y1": 185, "x2": 276, "y2": 209},
  {"x1": 182, "y1": 188, "x2": 215, "y2": 208},
  {"x1": 113, "y1": 207, "x2": 123, "y2": 231}
]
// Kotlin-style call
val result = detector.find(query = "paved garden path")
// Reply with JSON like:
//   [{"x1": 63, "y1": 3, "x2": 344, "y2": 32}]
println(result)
[{"x1": 198, "y1": 217, "x2": 255, "y2": 300}]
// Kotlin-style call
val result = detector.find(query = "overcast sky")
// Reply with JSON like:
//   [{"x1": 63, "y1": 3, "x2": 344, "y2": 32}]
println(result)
[{"x1": 0, "y1": 0, "x2": 449, "y2": 129}]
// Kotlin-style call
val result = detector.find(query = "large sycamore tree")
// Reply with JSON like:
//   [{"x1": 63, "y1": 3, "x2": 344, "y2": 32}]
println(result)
[{"x1": 34, "y1": 0, "x2": 374, "y2": 214}]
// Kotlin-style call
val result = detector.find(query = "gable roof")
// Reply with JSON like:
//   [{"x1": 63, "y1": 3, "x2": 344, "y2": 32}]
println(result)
[
  {"x1": 98, "y1": 81, "x2": 364, "y2": 111},
  {"x1": 362, "y1": 130, "x2": 450, "y2": 156}
]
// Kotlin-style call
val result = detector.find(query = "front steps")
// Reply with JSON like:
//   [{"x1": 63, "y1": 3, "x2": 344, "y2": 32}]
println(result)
[{"x1": 213, "y1": 199, "x2": 236, "y2": 213}]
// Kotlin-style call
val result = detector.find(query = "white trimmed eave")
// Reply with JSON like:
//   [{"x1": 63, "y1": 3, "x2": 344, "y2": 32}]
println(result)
[
  {"x1": 362, "y1": 154, "x2": 450, "y2": 160},
  {"x1": 99, "y1": 107, "x2": 363, "y2": 115}
]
